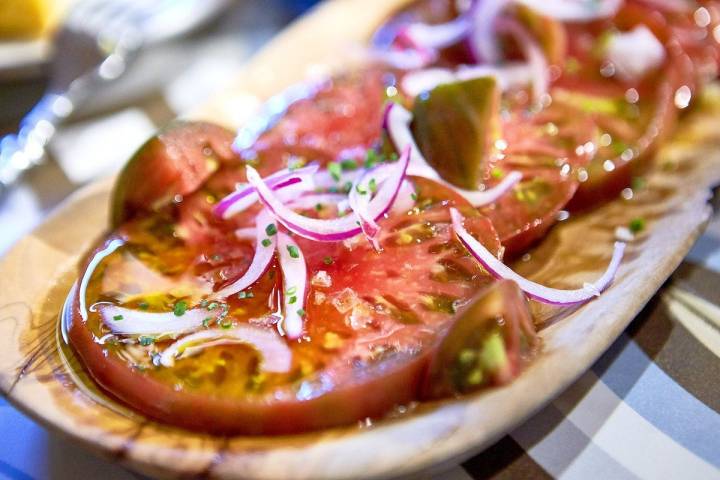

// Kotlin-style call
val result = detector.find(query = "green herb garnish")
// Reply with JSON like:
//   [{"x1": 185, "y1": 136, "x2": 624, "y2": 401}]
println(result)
[
  {"x1": 113, "y1": 314, "x2": 124, "y2": 321},
  {"x1": 368, "y1": 178, "x2": 377, "y2": 193},
  {"x1": 340, "y1": 159, "x2": 358, "y2": 171},
  {"x1": 328, "y1": 162, "x2": 342, "y2": 181},
  {"x1": 261, "y1": 238, "x2": 272, "y2": 247},
  {"x1": 629, "y1": 217, "x2": 645, "y2": 234},
  {"x1": 288, "y1": 296, "x2": 297, "y2": 304},
  {"x1": 287, "y1": 245, "x2": 300, "y2": 259},
  {"x1": 297, "y1": 308, "x2": 306, "y2": 318},
  {"x1": 139, "y1": 336, "x2": 155, "y2": 346},
  {"x1": 265, "y1": 223, "x2": 278, "y2": 236},
  {"x1": 173, "y1": 300, "x2": 187, "y2": 317}
]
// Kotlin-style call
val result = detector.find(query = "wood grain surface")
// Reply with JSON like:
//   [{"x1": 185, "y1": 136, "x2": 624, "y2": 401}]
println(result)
[{"x1": 2, "y1": 0, "x2": 720, "y2": 478}]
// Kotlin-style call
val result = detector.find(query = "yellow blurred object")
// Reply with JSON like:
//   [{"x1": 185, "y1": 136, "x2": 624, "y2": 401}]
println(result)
[{"x1": 0, "y1": 0, "x2": 73, "y2": 39}]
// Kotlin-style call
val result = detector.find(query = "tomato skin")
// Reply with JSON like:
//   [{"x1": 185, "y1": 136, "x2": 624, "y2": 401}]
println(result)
[
  {"x1": 111, "y1": 121, "x2": 237, "y2": 228},
  {"x1": 422, "y1": 280, "x2": 538, "y2": 400}
]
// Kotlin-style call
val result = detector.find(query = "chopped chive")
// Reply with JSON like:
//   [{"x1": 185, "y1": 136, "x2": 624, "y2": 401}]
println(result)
[
  {"x1": 368, "y1": 178, "x2": 377, "y2": 193},
  {"x1": 410, "y1": 192, "x2": 418, "y2": 201},
  {"x1": 491, "y1": 167, "x2": 504, "y2": 179},
  {"x1": 207, "y1": 302, "x2": 219, "y2": 311},
  {"x1": 342, "y1": 181, "x2": 353, "y2": 193},
  {"x1": 173, "y1": 300, "x2": 187, "y2": 317},
  {"x1": 314, "y1": 203, "x2": 323, "y2": 212},
  {"x1": 328, "y1": 162, "x2": 342, "y2": 181},
  {"x1": 202, "y1": 317, "x2": 211, "y2": 328},
  {"x1": 238, "y1": 291, "x2": 253, "y2": 299},
  {"x1": 261, "y1": 238, "x2": 272, "y2": 247},
  {"x1": 323, "y1": 256, "x2": 333, "y2": 265},
  {"x1": 287, "y1": 245, "x2": 300, "y2": 259},
  {"x1": 286, "y1": 286, "x2": 297, "y2": 295},
  {"x1": 629, "y1": 217, "x2": 645, "y2": 233},
  {"x1": 340, "y1": 159, "x2": 358, "y2": 171},
  {"x1": 265, "y1": 223, "x2": 278, "y2": 236},
  {"x1": 199, "y1": 299, "x2": 209, "y2": 308},
  {"x1": 139, "y1": 336, "x2": 155, "y2": 346},
  {"x1": 289, "y1": 296, "x2": 297, "y2": 304},
  {"x1": 138, "y1": 301, "x2": 149, "y2": 310},
  {"x1": 297, "y1": 308, "x2": 306, "y2": 318},
  {"x1": 355, "y1": 184, "x2": 367, "y2": 195},
  {"x1": 113, "y1": 314, "x2": 124, "y2": 321},
  {"x1": 220, "y1": 320, "x2": 232, "y2": 329},
  {"x1": 365, "y1": 150, "x2": 379, "y2": 168}
]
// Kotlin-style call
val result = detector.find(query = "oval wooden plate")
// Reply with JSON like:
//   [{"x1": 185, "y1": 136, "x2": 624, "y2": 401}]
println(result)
[{"x1": 2, "y1": 1, "x2": 720, "y2": 478}]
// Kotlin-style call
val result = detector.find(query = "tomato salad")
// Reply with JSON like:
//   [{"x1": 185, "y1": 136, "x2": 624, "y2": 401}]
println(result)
[{"x1": 66, "y1": 0, "x2": 720, "y2": 434}]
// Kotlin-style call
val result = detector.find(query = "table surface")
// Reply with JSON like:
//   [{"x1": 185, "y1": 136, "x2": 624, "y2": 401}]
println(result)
[{"x1": 1, "y1": 3, "x2": 720, "y2": 479}]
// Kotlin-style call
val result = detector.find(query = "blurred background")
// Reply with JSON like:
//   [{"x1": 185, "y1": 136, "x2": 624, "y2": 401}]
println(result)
[{"x1": 0, "y1": 0, "x2": 319, "y2": 254}]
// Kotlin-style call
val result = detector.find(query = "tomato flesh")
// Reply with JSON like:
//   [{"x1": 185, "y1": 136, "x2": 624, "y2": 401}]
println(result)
[{"x1": 70, "y1": 168, "x2": 504, "y2": 434}]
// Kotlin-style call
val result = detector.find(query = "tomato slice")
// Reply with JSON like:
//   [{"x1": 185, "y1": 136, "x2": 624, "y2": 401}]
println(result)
[
  {"x1": 249, "y1": 68, "x2": 390, "y2": 167},
  {"x1": 422, "y1": 279, "x2": 538, "y2": 399},
  {"x1": 69, "y1": 176, "x2": 507, "y2": 434},
  {"x1": 479, "y1": 99, "x2": 598, "y2": 257},
  {"x1": 555, "y1": 1, "x2": 715, "y2": 210},
  {"x1": 111, "y1": 121, "x2": 237, "y2": 227}
]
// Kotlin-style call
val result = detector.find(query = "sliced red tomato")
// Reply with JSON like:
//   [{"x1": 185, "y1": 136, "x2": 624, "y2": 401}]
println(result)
[
  {"x1": 69, "y1": 176, "x2": 509, "y2": 434},
  {"x1": 479, "y1": 99, "x2": 598, "y2": 257},
  {"x1": 555, "y1": 1, "x2": 715, "y2": 210},
  {"x1": 111, "y1": 121, "x2": 237, "y2": 227},
  {"x1": 250, "y1": 68, "x2": 389, "y2": 167}
]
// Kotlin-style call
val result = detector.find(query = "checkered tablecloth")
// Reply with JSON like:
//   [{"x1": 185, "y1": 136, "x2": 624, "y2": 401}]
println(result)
[{"x1": 2, "y1": 6, "x2": 720, "y2": 479}]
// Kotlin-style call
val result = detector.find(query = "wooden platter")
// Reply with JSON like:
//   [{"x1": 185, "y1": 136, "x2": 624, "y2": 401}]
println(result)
[{"x1": 2, "y1": 0, "x2": 720, "y2": 478}]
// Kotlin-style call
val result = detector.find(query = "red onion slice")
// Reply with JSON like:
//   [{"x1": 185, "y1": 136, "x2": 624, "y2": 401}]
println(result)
[
  {"x1": 368, "y1": 47, "x2": 437, "y2": 70},
  {"x1": 287, "y1": 193, "x2": 349, "y2": 211},
  {"x1": 450, "y1": 208, "x2": 626, "y2": 305},
  {"x1": 247, "y1": 146, "x2": 410, "y2": 242},
  {"x1": 399, "y1": 15, "x2": 472, "y2": 50},
  {"x1": 277, "y1": 232, "x2": 307, "y2": 340},
  {"x1": 401, "y1": 63, "x2": 533, "y2": 97},
  {"x1": 469, "y1": 0, "x2": 509, "y2": 63},
  {"x1": 390, "y1": 180, "x2": 418, "y2": 216},
  {"x1": 348, "y1": 163, "x2": 398, "y2": 243},
  {"x1": 313, "y1": 167, "x2": 364, "y2": 190},
  {"x1": 214, "y1": 164, "x2": 318, "y2": 219},
  {"x1": 385, "y1": 103, "x2": 521, "y2": 207},
  {"x1": 79, "y1": 238, "x2": 124, "y2": 321},
  {"x1": 211, "y1": 210, "x2": 277, "y2": 300},
  {"x1": 99, "y1": 304, "x2": 212, "y2": 336},
  {"x1": 515, "y1": 0, "x2": 622, "y2": 21},
  {"x1": 496, "y1": 18, "x2": 548, "y2": 102},
  {"x1": 159, "y1": 325, "x2": 292, "y2": 370}
]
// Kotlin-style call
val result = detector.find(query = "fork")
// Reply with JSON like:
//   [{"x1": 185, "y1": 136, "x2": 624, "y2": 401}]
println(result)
[{"x1": 0, "y1": 0, "x2": 229, "y2": 196}]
